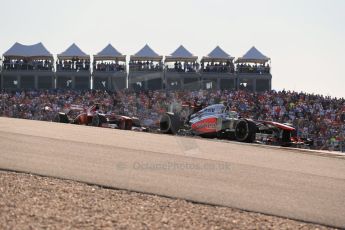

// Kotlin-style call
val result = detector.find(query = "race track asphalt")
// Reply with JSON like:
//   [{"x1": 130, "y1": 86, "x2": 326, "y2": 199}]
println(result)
[{"x1": 0, "y1": 117, "x2": 344, "y2": 228}]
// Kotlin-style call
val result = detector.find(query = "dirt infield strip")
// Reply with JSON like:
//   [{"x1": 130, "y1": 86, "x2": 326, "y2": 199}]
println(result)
[{"x1": 0, "y1": 171, "x2": 334, "y2": 230}]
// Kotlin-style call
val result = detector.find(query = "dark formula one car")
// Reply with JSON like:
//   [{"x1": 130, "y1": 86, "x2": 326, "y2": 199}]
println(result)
[
  {"x1": 54, "y1": 104, "x2": 146, "y2": 131},
  {"x1": 159, "y1": 103, "x2": 308, "y2": 147}
]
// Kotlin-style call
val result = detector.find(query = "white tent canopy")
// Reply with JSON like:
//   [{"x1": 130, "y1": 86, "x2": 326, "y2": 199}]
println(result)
[
  {"x1": 94, "y1": 44, "x2": 126, "y2": 61},
  {"x1": 236, "y1": 46, "x2": 270, "y2": 63},
  {"x1": 165, "y1": 45, "x2": 198, "y2": 62},
  {"x1": 58, "y1": 43, "x2": 90, "y2": 59},
  {"x1": 201, "y1": 46, "x2": 234, "y2": 62},
  {"x1": 3, "y1": 42, "x2": 53, "y2": 59},
  {"x1": 130, "y1": 44, "x2": 162, "y2": 61}
]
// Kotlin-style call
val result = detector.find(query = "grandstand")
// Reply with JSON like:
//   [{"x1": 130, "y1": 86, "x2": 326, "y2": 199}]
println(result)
[
  {"x1": 1, "y1": 89, "x2": 344, "y2": 151},
  {"x1": 0, "y1": 42, "x2": 272, "y2": 91}
]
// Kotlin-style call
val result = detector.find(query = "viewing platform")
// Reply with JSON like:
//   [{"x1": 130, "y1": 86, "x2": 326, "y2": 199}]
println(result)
[
  {"x1": 1, "y1": 42, "x2": 54, "y2": 89},
  {"x1": 200, "y1": 46, "x2": 236, "y2": 90},
  {"x1": 128, "y1": 45, "x2": 164, "y2": 91},
  {"x1": 164, "y1": 45, "x2": 200, "y2": 90},
  {"x1": 235, "y1": 46, "x2": 272, "y2": 92},
  {"x1": 93, "y1": 44, "x2": 127, "y2": 90},
  {"x1": 56, "y1": 43, "x2": 91, "y2": 90}
]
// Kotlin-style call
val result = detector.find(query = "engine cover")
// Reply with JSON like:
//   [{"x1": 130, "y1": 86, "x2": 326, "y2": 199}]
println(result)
[{"x1": 190, "y1": 116, "x2": 219, "y2": 135}]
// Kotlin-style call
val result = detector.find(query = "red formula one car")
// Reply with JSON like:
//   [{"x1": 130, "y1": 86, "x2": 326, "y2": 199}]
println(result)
[
  {"x1": 159, "y1": 103, "x2": 310, "y2": 147},
  {"x1": 53, "y1": 104, "x2": 147, "y2": 131}
]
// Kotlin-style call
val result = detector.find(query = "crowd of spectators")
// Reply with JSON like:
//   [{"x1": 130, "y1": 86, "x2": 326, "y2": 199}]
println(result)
[
  {"x1": 56, "y1": 58, "x2": 90, "y2": 71},
  {"x1": 201, "y1": 62, "x2": 235, "y2": 73},
  {"x1": 0, "y1": 89, "x2": 344, "y2": 151},
  {"x1": 93, "y1": 61, "x2": 125, "y2": 72},
  {"x1": 2, "y1": 59, "x2": 275, "y2": 75},
  {"x1": 237, "y1": 63, "x2": 270, "y2": 74},
  {"x1": 166, "y1": 62, "x2": 199, "y2": 73},
  {"x1": 129, "y1": 61, "x2": 163, "y2": 71},
  {"x1": 2, "y1": 58, "x2": 53, "y2": 71}
]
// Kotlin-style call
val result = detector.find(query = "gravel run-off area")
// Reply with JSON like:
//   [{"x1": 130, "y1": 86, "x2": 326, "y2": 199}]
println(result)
[{"x1": 0, "y1": 170, "x2": 336, "y2": 230}]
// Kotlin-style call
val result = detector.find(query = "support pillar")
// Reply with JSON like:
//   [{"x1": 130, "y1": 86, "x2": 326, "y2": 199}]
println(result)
[
  {"x1": 53, "y1": 75, "x2": 56, "y2": 89},
  {"x1": 108, "y1": 76, "x2": 112, "y2": 90},
  {"x1": 34, "y1": 75, "x2": 38, "y2": 89},
  {"x1": 128, "y1": 75, "x2": 132, "y2": 90},
  {"x1": 1, "y1": 73, "x2": 3, "y2": 89},
  {"x1": 269, "y1": 79, "x2": 272, "y2": 90},
  {"x1": 17, "y1": 75, "x2": 21, "y2": 89},
  {"x1": 72, "y1": 76, "x2": 76, "y2": 89},
  {"x1": 144, "y1": 77, "x2": 148, "y2": 90},
  {"x1": 162, "y1": 72, "x2": 166, "y2": 90},
  {"x1": 253, "y1": 78, "x2": 257, "y2": 92},
  {"x1": 236, "y1": 77, "x2": 240, "y2": 90}
]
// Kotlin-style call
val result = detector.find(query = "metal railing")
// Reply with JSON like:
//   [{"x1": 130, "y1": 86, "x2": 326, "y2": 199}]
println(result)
[
  {"x1": 129, "y1": 64, "x2": 163, "y2": 72},
  {"x1": 56, "y1": 64, "x2": 90, "y2": 72},
  {"x1": 200, "y1": 65, "x2": 235, "y2": 73},
  {"x1": 236, "y1": 66, "x2": 270, "y2": 74},
  {"x1": 93, "y1": 64, "x2": 126, "y2": 72},
  {"x1": 2, "y1": 63, "x2": 54, "y2": 72}
]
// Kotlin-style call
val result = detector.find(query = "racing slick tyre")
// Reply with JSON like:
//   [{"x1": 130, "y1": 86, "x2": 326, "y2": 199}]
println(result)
[
  {"x1": 159, "y1": 113, "x2": 182, "y2": 134},
  {"x1": 131, "y1": 117, "x2": 141, "y2": 128},
  {"x1": 280, "y1": 130, "x2": 292, "y2": 147},
  {"x1": 91, "y1": 114, "x2": 107, "y2": 127},
  {"x1": 235, "y1": 119, "x2": 256, "y2": 143},
  {"x1": 53, "y1": 113, "x2": 69, "y2": 123}
]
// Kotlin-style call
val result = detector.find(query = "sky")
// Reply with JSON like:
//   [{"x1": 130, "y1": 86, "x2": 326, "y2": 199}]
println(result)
[{"x1": 1, "y1": 0, "x2": 344, "y2": 98}]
